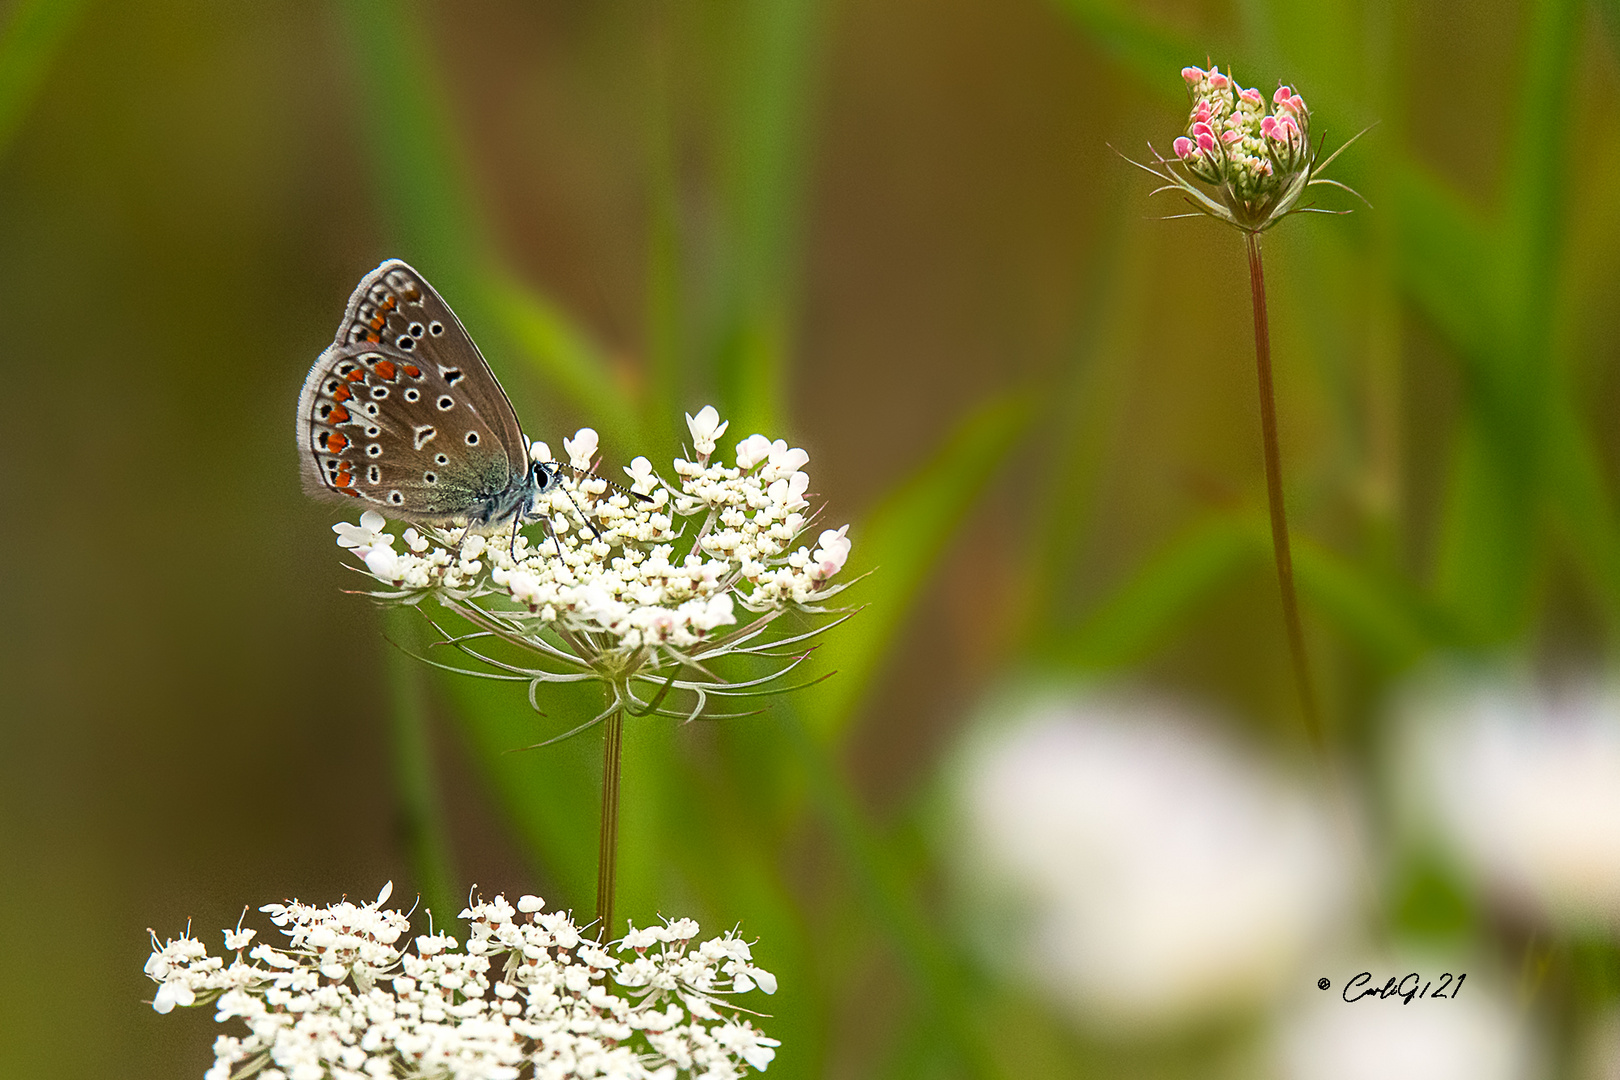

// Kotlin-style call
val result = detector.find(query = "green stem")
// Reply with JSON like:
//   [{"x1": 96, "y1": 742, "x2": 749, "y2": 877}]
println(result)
[
  {"x1": 595, "y1": 704, "x2": 625, "y2": 939},
  {"x1": 1245, "y1": 231, "x2": 1325, "y2": 755}
]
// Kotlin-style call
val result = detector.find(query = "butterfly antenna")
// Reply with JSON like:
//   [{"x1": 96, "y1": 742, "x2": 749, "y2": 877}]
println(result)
[
  {"x1": 558, "y1": 462, "x2": 656, "y2": 505},
  {"x1": 560, "y1": 484, "x2": 602, "y2": 541}
]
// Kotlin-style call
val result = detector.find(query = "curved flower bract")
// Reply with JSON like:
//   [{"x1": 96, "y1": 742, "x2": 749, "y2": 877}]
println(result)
[{"x1": 332, "y1": 407, "x2": 855, "y2": 738}]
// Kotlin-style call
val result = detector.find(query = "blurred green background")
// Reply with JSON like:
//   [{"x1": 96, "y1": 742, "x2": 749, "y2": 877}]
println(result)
[{"x1": 5, "y1": 0, "x2": 1620, "y2": 1075}]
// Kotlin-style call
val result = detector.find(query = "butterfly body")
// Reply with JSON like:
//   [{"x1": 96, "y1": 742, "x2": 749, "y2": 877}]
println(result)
[{"x1": 295, "y1": 259, "x2": 559, "y2": 529}]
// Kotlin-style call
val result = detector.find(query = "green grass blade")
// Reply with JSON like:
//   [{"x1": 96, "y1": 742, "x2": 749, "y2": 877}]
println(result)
[
  {"x1": 785, "y1": 715, "x2": 1005, "y2": 1079},
  {"x1": 0, "y1": 0, "x2": 88, "y2": 159},
  {"x1": 1501, "y1": 0, "x2": 1580, "y2": 303},
  {"x1": 797, "y1": 392, "x2": 1033, "y2": 742},
  {"x1": 1019, "y1": 179, "x2": 1152, "y2": 643},
  {"x1": 712, "y1": 0, "x2": 824, "y2": 438},
  {"x1": 335, "y1": 0, "x2": 488, "y2": 296},
  {"x1": 1431, "y1": 417, "x2": 1540, "y2": 643},
  {"x1": 481, "y1": 273, "x2": 641, "y2": 441},
  {"x1": 1389, "y1": 162, "x2": 1503, "y2": 373},
  {"x1": 440, "y1": 673, "x2": 606, "y2": 913},
  {"x1": 336, "y1": 0, "x2": 632, "y2": 431},
  {"x1": 1042, "y1": 515, "x2": 1255, "y2": 670},
  {"x1": 1043, "y1": 512, "x2": 1446, "y2": 671},
  {"x1": 1289, "y1": 532, "x2": 1451, "y2": 669},
  {"x1": 644, "y1": 16, "x2": 683, "y2": 452},
  {"x1": 1544, "y1": 392, "x2": 1620, "y2": 628}
]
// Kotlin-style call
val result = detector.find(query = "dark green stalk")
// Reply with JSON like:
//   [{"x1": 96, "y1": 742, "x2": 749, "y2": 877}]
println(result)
[
  {"x1": 595, "y1": 704, "x2": 625, "y2": 939},
  {"x1": 1245, "y1": 230, "x2": 1325, "y2": 755}
]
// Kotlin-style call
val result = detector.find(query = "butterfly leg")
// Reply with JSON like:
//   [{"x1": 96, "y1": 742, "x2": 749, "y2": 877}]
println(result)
[{"x1": 450, "y1": 521, "x2": 473, "y2": 560}]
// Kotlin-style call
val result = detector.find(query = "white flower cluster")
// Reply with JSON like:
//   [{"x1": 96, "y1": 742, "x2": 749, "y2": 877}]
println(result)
[
  {"x1": 951, "y1": 690, "x2": 1348, "y2": 1031},
  {"x1": 334, "y1": 407, "x2": 853, "y2": 660},
  {"x1": 145, "y1": 882, "x2": 780, "y2": 1080}
]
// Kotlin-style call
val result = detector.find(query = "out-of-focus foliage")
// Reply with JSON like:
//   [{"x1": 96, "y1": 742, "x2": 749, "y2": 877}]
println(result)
[{"x1": 6, "y1": 0, "x2": 1620, "y2": 1077}]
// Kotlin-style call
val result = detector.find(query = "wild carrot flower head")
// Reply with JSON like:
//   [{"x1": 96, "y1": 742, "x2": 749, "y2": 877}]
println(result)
[
  {"x1": 332, "y1": 407, "x2": 855, "y2": 741},
  {"x1": 145, "y1": 883, "x2": 781, "y2": 1080},
  {"x1": 1126, "y1": 64, "x2": 1365, "y2": 234}
]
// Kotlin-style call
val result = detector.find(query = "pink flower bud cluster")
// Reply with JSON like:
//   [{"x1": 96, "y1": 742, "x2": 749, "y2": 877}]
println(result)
[{"x1": 1170, "y1": 66, "x2": 1312, "y2": 204}]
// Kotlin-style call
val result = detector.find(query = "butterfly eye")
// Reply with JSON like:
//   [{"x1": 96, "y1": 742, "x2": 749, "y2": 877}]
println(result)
[
  {"x1": 387, "y1": 491, "x2": 404, "y2": 505},
  {"x1": 366, "y1": 444, "x2": 383, "y2": 458},
  {"x1": 465, "y1": 432, "x2": 480, "y2": 446},
  {"x1": 423, "y1": 472, "x2": 438, "y2": 484},
  {"x1": 429, "y1": 321, "x2": 445, "y2": 335},
  {"x1": 408, "y1": 322, "x2": 425, "y2": 338},
  {"x1": 435, "y1": 453, "x2": 449, "y2": 465},
  {"x1": 396, "y1": 336, "x2": 415, "y2": 351},
  {"x1": 437, "y1": 396, "x2": 454, "y2": 411},
  {"x1": 370, "y1": 387, "x2": 389, "y2": 400},
  {"x1": 404, "y1": 389, "x2": 420, "y2": 402}
]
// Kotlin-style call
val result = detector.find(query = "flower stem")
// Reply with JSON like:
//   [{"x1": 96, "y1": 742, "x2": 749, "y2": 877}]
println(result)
[
  {"x1": 595, "y1": 704, "x2": 625, "y2": 939},
  {"x1": 1245, "y1": 231, "x2": 1324, "y2": 755}
]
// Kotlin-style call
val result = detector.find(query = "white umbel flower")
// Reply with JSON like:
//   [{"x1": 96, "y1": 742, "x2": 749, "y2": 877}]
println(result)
[
  {"x1": 1395, "y1": 671, "x2": 1620, "y2": 928},
  {"x1": 950, "y1": 688, "x2": 1348, "y2": 1031},
  {"x1": 330, "y1": 409, "x2": 855, "y2": 737},
  {"x1": 685, "y1": 406, "x2": 729, "y2": 457},
  {"x1": 146, "y1": 886, "x2": 780, "y2": 1080}
]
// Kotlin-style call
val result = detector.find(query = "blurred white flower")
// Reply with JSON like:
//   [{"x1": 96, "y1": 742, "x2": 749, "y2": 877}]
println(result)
[
  {"x1": 1274, "y1": 966, "x2": 1533, "y2": 1080},
  {"x1": 951, "y1": 689, "x2": 1349, "y2": 1031},
  {"x1": 1396, "y1": 672, "x2": 1620, "y2": 928}
]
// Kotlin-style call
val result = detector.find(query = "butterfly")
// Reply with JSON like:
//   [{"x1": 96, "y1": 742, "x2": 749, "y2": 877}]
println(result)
[{"x1": 295, "y1": 259, "x2": 569, "y2": 537}]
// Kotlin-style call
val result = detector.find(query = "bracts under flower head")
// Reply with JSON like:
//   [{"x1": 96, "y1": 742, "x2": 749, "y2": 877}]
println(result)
[{"x1": 1126, "y1": 64, "x2": 1367, "y2": 234}]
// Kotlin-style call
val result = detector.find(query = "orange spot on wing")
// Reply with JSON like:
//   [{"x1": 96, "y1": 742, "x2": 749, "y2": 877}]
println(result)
[
  {"x1": 381, "y1": 295, "x2": 396, "y2": 311},
  {"x1": 365, "y1": 332, "x2": 379, "y2": 343},
  {"x1": 374, "y1": 360, "x2": 397, "y2": 380},
  {"x1": 403, "y1": 365, "x2": 421, "y2": 378},
  {"x1": 346, "y1": 369, "x2": 364, "y2": 382},
  {"x1": 369, "y1": 314, "x2": 386, "y2": 330},
  {"x1": 328, "y1": 433, "x2": 348, "y2": 452},
  {"x1": 328, "y1": 405, "x2": 349, "y2": 423},
  {"x1": 332, "y1": 386, "x2": 351, "y2": 402},
  {"x1": 334, "y1": 472, "x2": 352, "y2": 488}
]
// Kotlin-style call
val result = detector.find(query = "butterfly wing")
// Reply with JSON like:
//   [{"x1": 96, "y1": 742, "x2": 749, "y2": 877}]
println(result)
[{"x1": 295, "y1": 260, "x2": 531, "y2": 523}]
